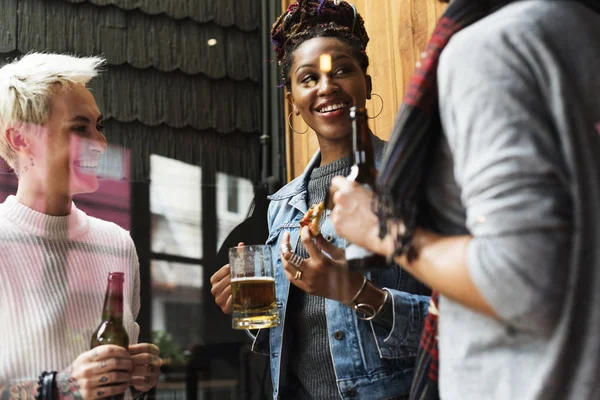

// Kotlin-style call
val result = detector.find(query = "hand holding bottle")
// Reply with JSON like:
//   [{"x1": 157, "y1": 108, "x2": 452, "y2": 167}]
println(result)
[
  {"x1": 330, "y1": 176, "x2": 394, "y2": 258},
  {"x1": 129, "y1": 343, "x2": 162, "y2": 394},
  {"x1": 55, "y1": 345, "x2": 132, "y2": 400}
]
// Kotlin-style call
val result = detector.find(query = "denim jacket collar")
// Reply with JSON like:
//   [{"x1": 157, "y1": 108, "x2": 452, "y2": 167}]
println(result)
[{"x1": 267, "y1": 131, "x2": 387, "y2": 214}]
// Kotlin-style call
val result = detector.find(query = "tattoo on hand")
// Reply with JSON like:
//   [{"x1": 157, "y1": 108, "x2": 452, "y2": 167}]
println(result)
[
  {"x1": 0, "y1": 380, "x2": 37, "y2": 400},
  {"x1": 100, "y1": 376, "x2": 108, "y2": 383},
  {"x1": 98, "y1": 391, "x2": 105, "y2": 396},
  {"x1": 100, "y1": 360, "x2": 107, "y2": 368},
  {"x1": 56, "y1": 367, "x2": 83, "y2": 400}
]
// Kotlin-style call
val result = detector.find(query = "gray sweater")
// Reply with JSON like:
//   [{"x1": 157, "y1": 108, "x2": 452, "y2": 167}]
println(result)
[
  {"x1": 288, "y1": 154, "x2": 352, "y2": 400},
  {"x1": 427, "y1": 1, "x2": 600, "y2": 399},
  {"x1": 287, "y1": 154, "x2": 396, "y2": 399}
]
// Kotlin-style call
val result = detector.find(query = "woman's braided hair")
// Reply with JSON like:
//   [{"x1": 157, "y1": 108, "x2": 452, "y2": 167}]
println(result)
[{"x1": 270, "y1": 0, "x2": 370, "y2": 89}]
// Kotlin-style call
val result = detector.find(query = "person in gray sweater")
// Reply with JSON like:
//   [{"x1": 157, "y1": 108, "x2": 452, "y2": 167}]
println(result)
[{"x1": 331, "y1": 0, "x2": 600, "y2": 399}]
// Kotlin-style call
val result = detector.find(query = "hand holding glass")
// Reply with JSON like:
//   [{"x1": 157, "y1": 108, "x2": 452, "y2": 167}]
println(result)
[{"x1": 229, "y1": 245, "x2": 280, "y2": 329}]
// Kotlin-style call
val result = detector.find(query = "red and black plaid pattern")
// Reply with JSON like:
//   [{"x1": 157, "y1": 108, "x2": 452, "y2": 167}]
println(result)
[
  {"x1": 421, "y1": 292, "x2": 440, "y2": 381},
  {"x1": 404, "y1": 17, "x2": 460, "y2": 110},
  {"x1": 409, "y1": 292, "x2": 440, "y2": 400}
]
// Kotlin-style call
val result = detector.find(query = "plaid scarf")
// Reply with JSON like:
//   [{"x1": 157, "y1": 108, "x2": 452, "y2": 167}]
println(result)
[{"x1": 376, "y1": 1, "x2": 600, "y2": 399}]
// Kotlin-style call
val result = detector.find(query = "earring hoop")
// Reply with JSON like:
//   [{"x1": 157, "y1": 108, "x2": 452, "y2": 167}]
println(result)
[
  {"x1": 367, "y1": 93, "x2": 384, "y2": 119},
  {"x1": 288, "y1": 112, "x2": 308, "y2": 134},
  {"x1": 350, "y1": 4, "x2": 357, "y2": 32}
]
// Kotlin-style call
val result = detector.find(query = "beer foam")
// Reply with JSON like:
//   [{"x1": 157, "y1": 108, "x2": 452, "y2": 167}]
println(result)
[{"x1": 231, "y1": 276, "x2": 275, "y2": 283}]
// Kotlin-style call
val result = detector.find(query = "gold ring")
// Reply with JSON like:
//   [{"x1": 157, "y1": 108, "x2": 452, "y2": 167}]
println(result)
[{"x1": 294, "y1": 270, "x2": 302, "y2": 280}]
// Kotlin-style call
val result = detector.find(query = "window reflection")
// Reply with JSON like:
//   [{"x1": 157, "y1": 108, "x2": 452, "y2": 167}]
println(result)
[
  {"x1": 216, "y1": 173, "x2": 255, "y2": 250},
  {"x1": 76, "y1": 145, "x2": 131, "y2": 230},
  {"x1": 150, "y1": 155, "x2": 202, "y2": 259},
  {"x1": 148, "y1": 157, "x2": 258, "y2": 399},
  {"x1": 151, "y1": 260, "x2": 202, "y2": 364}
]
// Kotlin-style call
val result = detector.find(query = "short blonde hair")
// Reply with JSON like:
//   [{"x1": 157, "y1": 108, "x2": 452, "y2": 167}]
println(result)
[{"x1": 0, "y1": 53, "x2": 105, "y2": 168}]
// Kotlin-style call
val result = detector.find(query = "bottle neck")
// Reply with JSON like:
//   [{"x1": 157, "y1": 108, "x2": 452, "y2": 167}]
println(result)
[
  {"x1": 350, "y1": 107, "x2": 377, "y2": 187},
  {"x1": 101, "y1": 276, "x2": 124, "y2": 322}
]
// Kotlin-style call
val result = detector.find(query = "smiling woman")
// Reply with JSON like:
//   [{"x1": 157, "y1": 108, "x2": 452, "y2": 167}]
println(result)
[
  {"x1": 210, "y1": 1, "x2": 430, "y2": 399},
  {"x1": 0, "y1": 53, "x2": 162, "y2": 400},
  {"x1": 285, "y1": 37, "x2": 371, "y2": 164}
]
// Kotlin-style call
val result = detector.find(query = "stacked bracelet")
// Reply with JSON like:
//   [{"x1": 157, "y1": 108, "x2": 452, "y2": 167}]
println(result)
[
  {"x1": 373, "y1": 289, "x2": 390, "y2": 316},
  {"x1": 346, "y1": 276, "x2": 389, "y2": 321},
  {"x1": 35, "y1": 371, "x2": 57, "y2": 400}
]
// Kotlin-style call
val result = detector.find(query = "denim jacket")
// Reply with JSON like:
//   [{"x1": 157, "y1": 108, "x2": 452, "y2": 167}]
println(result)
[{"x1": 251, "y1": 134, "x2": 430, "y2": 400}]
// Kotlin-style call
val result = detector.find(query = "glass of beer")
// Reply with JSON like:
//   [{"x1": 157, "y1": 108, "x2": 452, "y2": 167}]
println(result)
[{"x1": 229, "y1": 244, "x2": 279, "y2": 329}]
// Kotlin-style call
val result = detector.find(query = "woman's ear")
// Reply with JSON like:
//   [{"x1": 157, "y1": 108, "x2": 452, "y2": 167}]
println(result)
[
  {"x1": 285, "y1": 91, "x2": 300, "y2": 116},
  {"x1": 365, "y1": 75, "x2": 373, "y2": 100},
  {"x1": 5, "y1": 127, "x2": 29, "y2": 153}
]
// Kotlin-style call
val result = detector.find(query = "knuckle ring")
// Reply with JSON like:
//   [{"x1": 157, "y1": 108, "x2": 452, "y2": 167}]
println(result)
[
  {"x1": 280, "y1": 243, "x2": 292, "y2": 254},
  {"x1": 294, "y1": 270, "x2": 302, "y2": 280},
  {"x1": 289, "y1": 254, "x2": 304, "y2": 269}
]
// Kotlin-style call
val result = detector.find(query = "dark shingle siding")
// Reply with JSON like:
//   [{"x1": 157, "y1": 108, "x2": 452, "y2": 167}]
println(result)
[
  {"x1": 14, "y1": 0, "x2": 261, "y2": 80},
  {"x1": 102, "y1": 120, "x2": 262, "y2": 182},
  {"x1": 64, "y1": 0, "x2": 260, "y2": 31},
  {"x1": 89, "y1": 65, "x2": 260, "y2": 132},
  {"x1": 0, "y1": 0, "x2": 18, "y2": 52}
]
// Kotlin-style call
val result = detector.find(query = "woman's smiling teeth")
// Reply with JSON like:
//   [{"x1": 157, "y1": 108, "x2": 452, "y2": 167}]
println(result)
[
  {"x1": 318, "y1": 102, "x2": 348, "y2": 113},
  {"x1": 75, "y1": 160, "x2": 98, "y2": 169}
]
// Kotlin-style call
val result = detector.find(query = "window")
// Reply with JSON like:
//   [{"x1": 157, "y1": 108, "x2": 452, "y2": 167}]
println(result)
[
  {"x1": 147, "y1": 157, "x2": 260, "y2": 399},
  {"x1": 98, "y1": 145, "x2": 127, "y2": 181},
  {"x1": 149, "y1": 155, "x2": 203, "y2": 374},
  {"x1": 150, "y1": 155, "x2": 202, "y2": 259},
  {"x1": 151, "y1": 261, "x2": 203, "y2": 362},
  {"x1": 226, "y1": 175, "x2": 239, "y2": 213},
  {"x1": 216, "y1": 173, "x2": 255, "y2": 250}
]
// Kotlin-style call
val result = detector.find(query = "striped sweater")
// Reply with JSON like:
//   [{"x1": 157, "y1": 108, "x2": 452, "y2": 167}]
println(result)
[{"x1": 0, "y1": 195, "x2": 140, "y2": 384}]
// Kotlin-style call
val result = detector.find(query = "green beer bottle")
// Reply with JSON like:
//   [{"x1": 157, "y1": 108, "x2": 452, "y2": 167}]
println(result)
[{"x1": 91, "y1": 272, "x2": 129, "y2": 399}]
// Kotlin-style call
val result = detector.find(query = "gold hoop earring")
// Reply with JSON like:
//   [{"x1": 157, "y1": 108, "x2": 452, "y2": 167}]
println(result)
[
  {"x1": 288, "y1": 112, "x2": 308, "y2": 134},
  {"x1": 367, "y1": 93, "x2": 384, "y2": 119}
]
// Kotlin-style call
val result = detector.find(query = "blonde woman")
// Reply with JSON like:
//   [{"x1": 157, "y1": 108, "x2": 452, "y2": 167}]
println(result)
[{"x1": 0, "y1": 53, "x2": 161, "y2": 400}]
